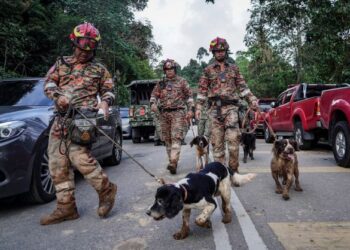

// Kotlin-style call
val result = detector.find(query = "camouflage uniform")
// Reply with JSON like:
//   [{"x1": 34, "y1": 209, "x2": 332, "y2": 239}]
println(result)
[
  {"x1": 150, "y1": 75, "x2": 193, "y2": 172},
  {"x1": 43, "y1": 56, "x2": 116, "y2": 215},
  {"x1": 196, "y1": 61, "x2": 257, "y2": 172},
  {"x1": 198, "y1": 102, "x2": 210, "y2": 138},
  {"x1": 152, "y1": 109, "x2": 162, "y2": 143}
]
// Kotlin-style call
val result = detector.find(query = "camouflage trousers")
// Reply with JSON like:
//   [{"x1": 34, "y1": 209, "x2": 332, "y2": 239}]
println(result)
[
  {"x1": 47, "y1": 119, "x2": 111, "y2": 204},
  {"x1": 198, "y1": 118, "x2": 210, "y2": 138},
  {"x1": 153, "y1": 112, "x2": 162, "y2": 141},
  {"x1": 160, "y1": 109, "x2": 186, "y2": 166},
  {"x1": 208, "y1": 105, "x2": 241, "y2": 172}
]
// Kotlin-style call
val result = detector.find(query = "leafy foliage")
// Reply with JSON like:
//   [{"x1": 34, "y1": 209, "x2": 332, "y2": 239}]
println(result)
[{"x1": 0, "y1": 0, "x2": 161, "y2": 106}]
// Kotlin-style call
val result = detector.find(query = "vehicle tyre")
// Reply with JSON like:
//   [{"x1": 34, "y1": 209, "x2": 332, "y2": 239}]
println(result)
[
  {"x1": 332, "y1": 121, "x2": 350, "y2": 168},
  {"x1": 294, "y1": 121, "x2": 312, "y2": 150},
  {"x1": 264, "y1": 124, "x2": 274, "y2": 143},
  {"x1": 21, "y1": 139, "x2": 56, "y2": 203},
  {"x1": 132, "y1": 128, "x2": 141, "y2": 143},
  {"x1": 104, "y1": 130, "x2": 123, "y2": 166},
  {"x1": 143, "y1": 134, "x2": 150, "y2": 141}
]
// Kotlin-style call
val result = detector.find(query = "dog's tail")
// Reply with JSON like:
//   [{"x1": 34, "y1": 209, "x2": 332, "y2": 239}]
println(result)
[{"x1": 228, "y1": 168, "x2": 256, "y2": 187}]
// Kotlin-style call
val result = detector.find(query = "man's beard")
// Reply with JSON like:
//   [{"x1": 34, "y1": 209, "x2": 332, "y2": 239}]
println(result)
[{"x1": 215, "y1": 54, "x2": 226, "y2": 62}]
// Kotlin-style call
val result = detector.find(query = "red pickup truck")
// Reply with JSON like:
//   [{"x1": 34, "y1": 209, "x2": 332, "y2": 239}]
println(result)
[
  {"x1": 264, "y1": 83, "x2": 345, "y2": 149},
  {"x1": 320, "y1": 86, "x2": 350, "y2": 167}
]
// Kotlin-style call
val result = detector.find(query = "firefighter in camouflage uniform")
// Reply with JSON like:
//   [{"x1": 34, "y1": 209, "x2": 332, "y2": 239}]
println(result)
[
  {"x1": 41, "y1": 23, "x2": 117, "y2": 225},
  {"x1": 150, "y1": 59, "x2": 194, "y2": 174},
  {"x1": 195, "y1": 37, "x2": 258, "y2": 174}
]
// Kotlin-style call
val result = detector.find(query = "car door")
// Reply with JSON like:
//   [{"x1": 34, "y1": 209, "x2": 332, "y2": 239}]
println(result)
[
  {"x1": 280, "y1": 88, "x2": 295, "y2": 131},
  {"x1": 271, "y1": 92, "x2": 286, "y2": 131},
  {"x1": 97, "y1": 106, "x2": 115, "y2": 157}
]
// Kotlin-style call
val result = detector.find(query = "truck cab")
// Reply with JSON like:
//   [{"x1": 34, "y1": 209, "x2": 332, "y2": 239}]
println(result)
[{"x1": 127, "y1": 79, "x2": 159, "y2": 143}]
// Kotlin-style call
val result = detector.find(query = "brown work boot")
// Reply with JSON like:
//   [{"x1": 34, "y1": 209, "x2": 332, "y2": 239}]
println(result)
[
  {"x1": 98, "y1": 182, "x2": 117, "y2": 218},
  {"x1": 167, "y1": 162, "x2": 177, "y2": 175},
  {"x1": 40, "y1": 201, "x2": 79, "y2": 225}
]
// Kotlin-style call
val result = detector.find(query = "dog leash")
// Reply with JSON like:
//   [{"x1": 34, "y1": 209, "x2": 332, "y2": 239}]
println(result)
[
  {"x1": 189, "y1": 119, "x2": 196, "y2": 137},
  {"x1": 241, "y1": 107, "x2": 258, "y2": 134},
  {"x1": 69, "y1": 103, "x2": 165, "y2": 185}
]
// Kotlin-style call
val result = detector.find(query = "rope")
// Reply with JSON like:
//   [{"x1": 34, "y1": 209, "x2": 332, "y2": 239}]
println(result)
[{"x1": 73, "y1": 107, "x2": 164, "y2": 184}]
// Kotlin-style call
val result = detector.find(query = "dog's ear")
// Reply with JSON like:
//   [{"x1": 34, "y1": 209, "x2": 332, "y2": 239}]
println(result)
[
  {"x1": 165, "y1": 192, "x2": 183, "y2": 218},
  {"x1": 190, "y1": 137, "x2": 198, "y2": 147},
  {"x1": 273, "y1": 139, "x2": 284, "y2": 154},
  {"x1": 289, "y1": 139, "x2": 299, "y2": 151}
]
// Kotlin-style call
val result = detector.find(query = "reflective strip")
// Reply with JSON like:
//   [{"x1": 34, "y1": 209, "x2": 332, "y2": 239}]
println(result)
[
  {"x1": 240, "y1": 89, "x2": 251, "y2": 97},
  {"x1": 103, "y1": 92, "x2": 115, "y2": 99},
  {"x1": 45, "y1": 81, "x2": 57, "y2": 89},
  {"x1": 56, "y1": 181, "x2": 75, "y2": 192}
]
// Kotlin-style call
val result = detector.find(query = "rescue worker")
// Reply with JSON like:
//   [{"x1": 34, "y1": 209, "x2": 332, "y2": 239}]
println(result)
[
  {"x1": 150, "y1": 59, "x2": 194, "y2": 174},
  {"x1": 195, "y1": 37, "x2": 258, "y2": 174},
  {"x1": 41, "y1": 23, "x2": 117, "y2": 225}
]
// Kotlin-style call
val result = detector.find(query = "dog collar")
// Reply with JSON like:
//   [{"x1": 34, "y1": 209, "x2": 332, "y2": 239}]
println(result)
[{"x1": 179, "y1": 184, "x2": 188, "y2": 202}]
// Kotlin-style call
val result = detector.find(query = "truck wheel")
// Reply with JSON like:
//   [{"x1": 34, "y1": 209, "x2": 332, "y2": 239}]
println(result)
[
  {"x1": 332, "y1": 121, "x2": 350, "y2": 168},
  {"x1": 294, "y1": 122, "x2": 312, "y2": 150},
  {"x1": 264, "y1": 125, "x2": 274, "y2": 143},
  {"x1": 104, "y1": 130, "x2": 122, "y2": 166},
  {"x1": 132, "y1": 128, "x2": 141, "y2": 143}
]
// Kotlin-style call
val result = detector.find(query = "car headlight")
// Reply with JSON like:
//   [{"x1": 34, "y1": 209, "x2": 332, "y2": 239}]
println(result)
[{"x1": 0, "y1": 121, "x2": 27, "y2": 141}]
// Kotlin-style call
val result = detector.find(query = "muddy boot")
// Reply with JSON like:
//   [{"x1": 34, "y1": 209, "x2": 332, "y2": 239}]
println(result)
[
  {"x1": 40, "y1": 201, "x2": 79, "y2": 225},
  {"x1": 98, "y1": 182, "x2": 117, "y2": 218},
  {"x1": 167, "y1": 162, "x2": 177, "y2": 175}
]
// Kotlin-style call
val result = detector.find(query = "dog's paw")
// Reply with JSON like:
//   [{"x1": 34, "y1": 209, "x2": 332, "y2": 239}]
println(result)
[
  {"x1": 195, "y1": 218, "x2": 212, "y2": 228},
  {"x1": 282, "y1": 193, "x2": 290, "y2": 200},
  {"x1": 221, "y1": 214, "x2": 232, "y2": 224},
  {"x1": 275, "y1": 188, "x2": 283, "y2": 194},
  {"x1": 295, "y1": 186, "x2": 303, "y2": 192},
  {"x1": 173, "y1": 230, "x2": 189, "y2": 240}
]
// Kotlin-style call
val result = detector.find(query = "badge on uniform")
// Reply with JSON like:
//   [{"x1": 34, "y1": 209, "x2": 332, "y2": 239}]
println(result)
[
  {"x1": 166, "y1": 82, "x2": 173, "y2": 91},
  {"x1": 219, "y1": 72, "x2": 226, "y2": 83}
]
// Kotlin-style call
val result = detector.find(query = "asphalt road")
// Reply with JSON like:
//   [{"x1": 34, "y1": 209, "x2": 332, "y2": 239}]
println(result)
[{"x1": 1, "y1": 131, "x2": 350, "y2": 250}]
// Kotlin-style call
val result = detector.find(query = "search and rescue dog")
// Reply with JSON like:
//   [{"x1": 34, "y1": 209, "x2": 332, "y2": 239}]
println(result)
[
  {"x1": 271, "y1": 138, "x2": 303, "y2": 200},
  {"x1": 240, "y1": 132, "x2": 256, "y2": 163},
  {"x1": 190, "y1": 135, "x2": 209, "y2": 171},
  {"x1": 146, "y1": 162, "x2": 256, "y2": 240}
]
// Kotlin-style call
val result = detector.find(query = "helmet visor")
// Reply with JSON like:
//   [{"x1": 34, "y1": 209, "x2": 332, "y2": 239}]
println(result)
[{"x1": 76, "y1": 37, "x2": 98, "y2": 51}]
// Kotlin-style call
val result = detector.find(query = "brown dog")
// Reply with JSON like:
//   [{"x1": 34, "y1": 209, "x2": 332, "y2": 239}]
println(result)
[
  {"x1": 190, "y1": 135, "x2": 209, "y2": 172},
  {"x1": 271, "y1": 139, "x2": 303, "y2": 200}
]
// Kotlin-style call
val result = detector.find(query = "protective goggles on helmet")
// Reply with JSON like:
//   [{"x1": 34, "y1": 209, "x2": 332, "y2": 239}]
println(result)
[{"x1": 74, "y1": 37, "x2": 98, "y2": 51}]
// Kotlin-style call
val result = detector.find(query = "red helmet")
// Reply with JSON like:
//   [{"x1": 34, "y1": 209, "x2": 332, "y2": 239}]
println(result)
[
  {"x1": 69, "y1": 22, "x2": 101, "y2": 51},
  {"x1": 209, "y1": 37, "x2": 229, "y2": 52},
  {"x1": 162, "y1": 59, "x2": 178, "y2": 71}
]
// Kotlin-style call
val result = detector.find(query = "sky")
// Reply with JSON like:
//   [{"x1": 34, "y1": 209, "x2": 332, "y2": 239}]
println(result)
[{"x1": 134, "y1": 0, "x2": 252, "y2": 67}]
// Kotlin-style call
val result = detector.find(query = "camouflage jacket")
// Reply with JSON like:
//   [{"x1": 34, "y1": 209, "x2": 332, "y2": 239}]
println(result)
[
  {"x1": 150, "y1": 75, "x2": 194, "y2": 111},
  {"x1": 196, "y1": 60, "x2": 257, "y2": 110},
  {"x1": 44, "y1": 56, "x2": 115, "y2": 108}
]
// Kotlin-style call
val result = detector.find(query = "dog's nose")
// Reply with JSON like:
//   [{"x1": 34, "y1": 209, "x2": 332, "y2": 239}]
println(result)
[{"x1": 146, "y1": 210, "x2": 151, "y2": 216}]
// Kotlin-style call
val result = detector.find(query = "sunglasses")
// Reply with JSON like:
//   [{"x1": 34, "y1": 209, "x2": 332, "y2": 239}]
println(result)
[{"x1": 76, "y1": 38, "x2": 98, "y2": 51}]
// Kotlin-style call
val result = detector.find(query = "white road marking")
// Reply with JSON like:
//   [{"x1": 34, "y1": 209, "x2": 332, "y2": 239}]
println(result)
[
  {"x1": 208, "y1": 152, "x2": 267, "y2": 250},
  {"x1": 212, "y1": 198, "x2": 233, "y2": 250},
  {"x1": 231, "y1": 190, "x2": 268, "y2": 250}
]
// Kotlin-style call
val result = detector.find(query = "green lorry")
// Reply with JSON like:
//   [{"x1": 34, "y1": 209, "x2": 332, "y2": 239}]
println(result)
[{"x1": 127, "y1": 79, "x2": 159, "y2": 143}]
